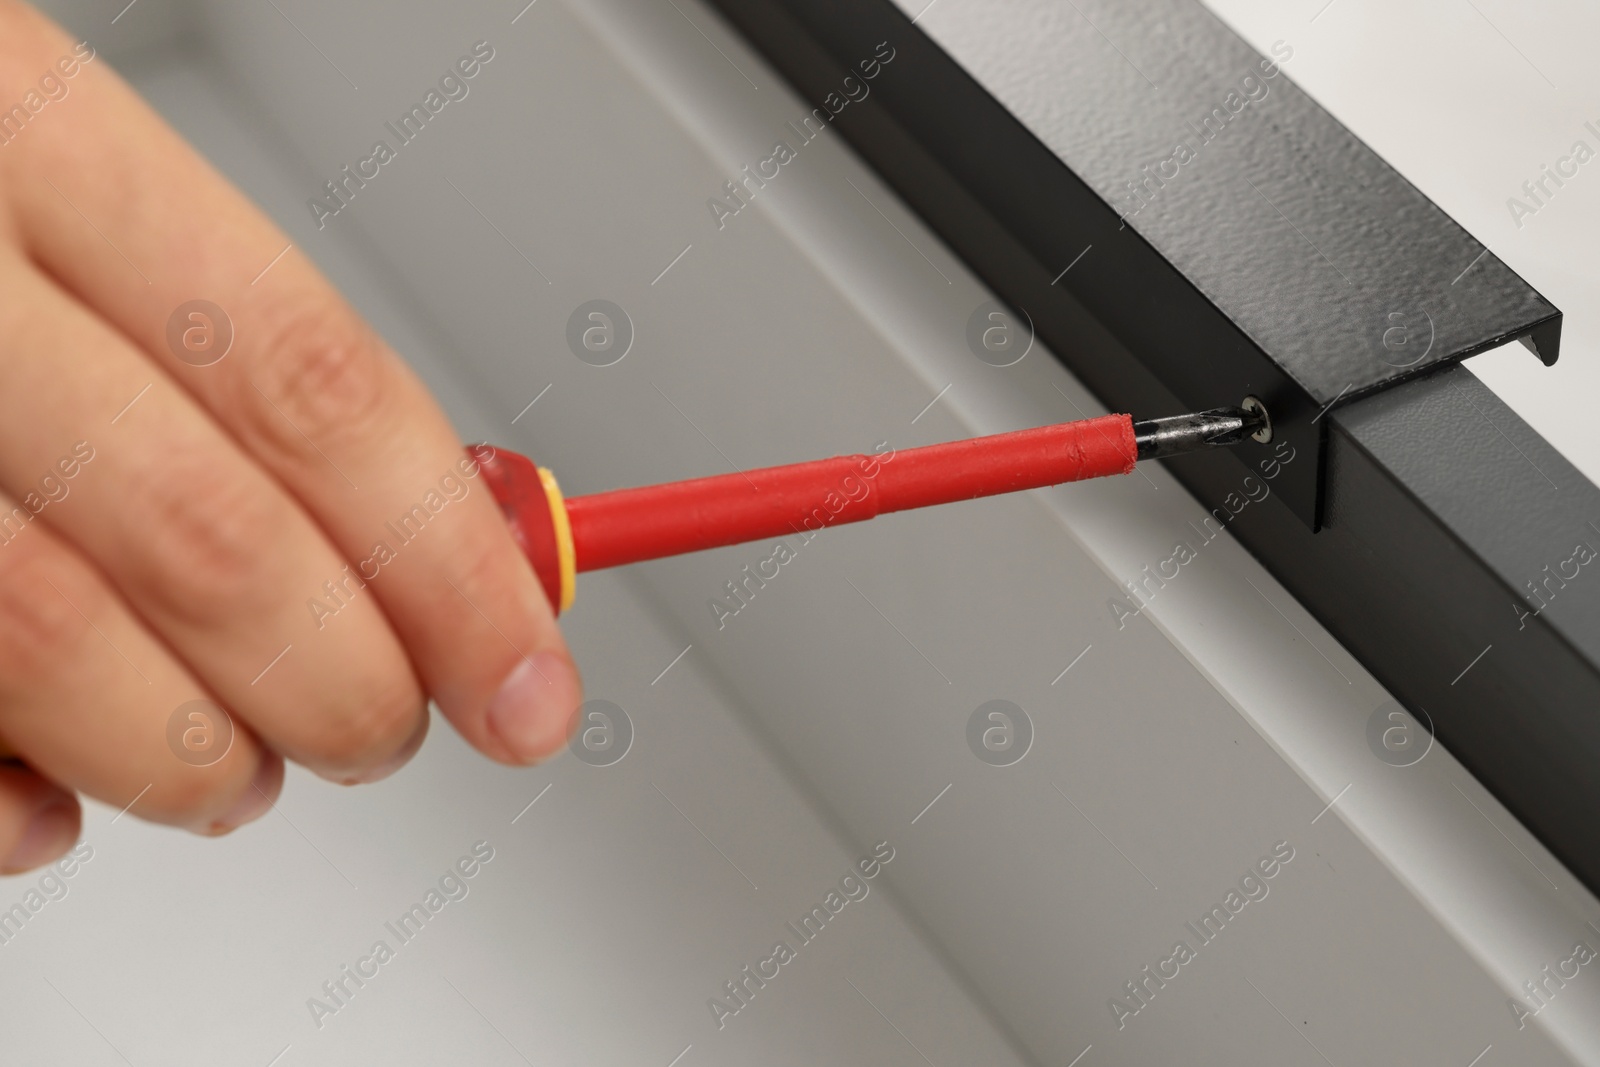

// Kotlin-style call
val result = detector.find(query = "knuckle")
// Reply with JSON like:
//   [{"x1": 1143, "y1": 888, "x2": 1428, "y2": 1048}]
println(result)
[
  {"x1": 456, "y1": 526, "x2": 529, "y2": 608},
  {"x1": 433, "y1": 527, "x2": 562, "y2": 678},
  {"x1": 458, "y1": 520, "x2": 558, "y2": 633},
  {"x1": 0, "y1": 528, "x2": 101, "y2": 683},
  {"x1": 125, "y1": 455, "x2": 291, "y2": 629},
  {"x1": 302, "y1": 673, "x2": 422, "y2": 772},
  {"x1": 245, "y1": 297, "x2": 395, "y2": 454}
]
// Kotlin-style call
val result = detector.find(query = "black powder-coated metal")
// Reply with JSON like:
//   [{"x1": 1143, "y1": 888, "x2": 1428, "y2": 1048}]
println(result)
[
  {"x1": 701, "y1": 0, "x2": 1560, "y2": 531},
  {"x1": 1322, "y1": 369, "x2": 1600, "y2": 894},
  {"x1": 704, "y1": 0, "x2": 1600, "y2": 893}
]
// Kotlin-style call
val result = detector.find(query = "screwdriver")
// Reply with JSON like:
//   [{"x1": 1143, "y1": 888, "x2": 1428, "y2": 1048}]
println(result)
[
  {"x1": 474, "y1": 402, "x2": 1269, "y2": 616},
  {"x1": 0, "y1": 404, "x2": 1263, "y2": 766}
]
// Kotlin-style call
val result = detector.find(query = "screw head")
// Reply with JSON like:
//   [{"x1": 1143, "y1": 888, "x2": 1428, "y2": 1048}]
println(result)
[{"x1": 1241, "y1": 395, "x2": 1272, "y2": 444}]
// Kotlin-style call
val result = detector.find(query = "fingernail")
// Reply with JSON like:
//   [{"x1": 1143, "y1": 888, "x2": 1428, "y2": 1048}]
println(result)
[
  {"x1": 349, "y1": 713, "x2": 430, "y2": 786},
  {"x1": 486, "y1": 652, "x2": 581, "y2": 763},
  {"x1": 4, "y1": 800, "x2": 77, "y2": 873},
  {"x1": 209, "y1": 758, "x2": 280, "y2": 835}
]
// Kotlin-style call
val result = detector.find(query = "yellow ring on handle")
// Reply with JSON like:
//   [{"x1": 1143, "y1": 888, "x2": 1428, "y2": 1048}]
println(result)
[{"x1": 537, "y1": 466, "x2": 576, "y2": 613}]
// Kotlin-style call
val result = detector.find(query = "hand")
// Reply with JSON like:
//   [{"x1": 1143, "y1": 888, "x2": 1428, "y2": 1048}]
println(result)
[{"x1": 0, "y1": 3, "x2": 582, "y2": 874}]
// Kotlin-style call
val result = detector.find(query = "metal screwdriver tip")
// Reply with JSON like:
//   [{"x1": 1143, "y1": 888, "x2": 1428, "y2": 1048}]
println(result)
[{"x1": 1133, "y1": 404, "x2": 1267, "y2": 461}]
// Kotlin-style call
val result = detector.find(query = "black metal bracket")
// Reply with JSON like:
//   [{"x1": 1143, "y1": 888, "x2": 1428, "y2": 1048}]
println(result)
[{"x1": 703, "y1": 0, "x2": 1558, "y2": 531}]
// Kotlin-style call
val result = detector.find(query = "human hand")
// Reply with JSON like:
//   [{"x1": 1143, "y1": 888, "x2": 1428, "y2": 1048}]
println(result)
[{"x1": 0, "y1": 3, "x2": 582, "y2": 874}]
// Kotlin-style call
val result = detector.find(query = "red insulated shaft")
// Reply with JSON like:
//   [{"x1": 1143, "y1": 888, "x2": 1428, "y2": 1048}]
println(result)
[{"x1": 563, "y1": 413, "x2": 1136, "y2": 571}]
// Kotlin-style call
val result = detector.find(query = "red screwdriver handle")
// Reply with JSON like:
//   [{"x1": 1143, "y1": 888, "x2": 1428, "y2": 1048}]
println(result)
[
  {"x1": 470, "y1": 445, "x2": 574, "y2": 616},
  {"x1": 468, "y1": 412, "x2": 1136, "y2": 617}
]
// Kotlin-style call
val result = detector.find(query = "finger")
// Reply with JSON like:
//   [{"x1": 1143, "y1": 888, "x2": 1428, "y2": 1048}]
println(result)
[
  {"x1": 2, "y1": 10, "x2": 581, "y2": 763},
  {"x1": 0, "y1": 495, "x2": 279, "y2": 834},
  {"x1": 0, "y1": 254, "x2": 431, "y2": 783},
  {"x1": 0, "y1": 764, "x2": 80, "y2": 875}
]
